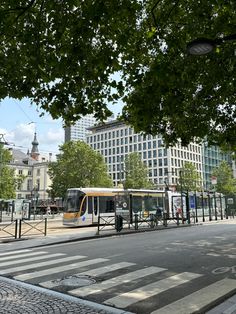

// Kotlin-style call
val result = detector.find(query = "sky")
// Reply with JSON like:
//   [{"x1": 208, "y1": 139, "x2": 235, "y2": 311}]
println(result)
[
  {"x1": 0, "y1": 97, "x2": 122, "y2": 160},
  {"x1": 0, "y1": 97, "x2": 64, "y2": 160}
]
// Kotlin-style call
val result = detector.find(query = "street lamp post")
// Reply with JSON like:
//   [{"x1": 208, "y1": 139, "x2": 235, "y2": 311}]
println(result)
[{"x1": 187, "y1": 34, "x2": 236, "y2": 55}]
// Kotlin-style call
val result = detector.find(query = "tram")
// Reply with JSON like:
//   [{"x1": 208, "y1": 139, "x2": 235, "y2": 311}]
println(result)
[{"x1": 63, "y1": 187, "x2": 184, "y2": 227}]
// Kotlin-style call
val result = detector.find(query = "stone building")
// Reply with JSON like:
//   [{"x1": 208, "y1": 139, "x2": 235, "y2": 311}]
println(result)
[{"x1": 9, "y1": 133, "x2": 52, "y2": 200}]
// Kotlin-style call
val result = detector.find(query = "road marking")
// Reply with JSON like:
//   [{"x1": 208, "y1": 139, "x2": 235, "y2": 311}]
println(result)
[
  {"x1": 79, "y1": 261, "x2": 136, "y2": 277},
  {"x1": 0, "y1": 255, "x2": 86, "y2": 275},
  {"x1": 14, "y1": 258, "x2": 108, "y2": 281},
  {"x1": 104, "y1": 272, "x2": 202, "y2": 308},
  {"x1": 150, "y1": 278, "x2": 236, "y2": 314},
  {"x1": 70, "y1": 266, "x2": 166, "y2": 297},
  {"x1": 0, "y1": 251, "x2": 48, "y2": 261},
  {"x1": 40, "y1": 262, "x2": 136, "y2": 288},
  {"x1": 0, "y1": 249, "x2": 31, "y2": 256},
  {"x1": 0, "y1": 253, "x2": 65, "y2": 267},
  {"x1": 207, "y1": 253, "x2": 220, "y2": 257}
]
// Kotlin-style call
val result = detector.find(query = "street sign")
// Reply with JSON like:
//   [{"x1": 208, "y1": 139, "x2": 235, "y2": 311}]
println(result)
[{"x1": 211, "y1": 176, "x2": 217, "y2": 185}]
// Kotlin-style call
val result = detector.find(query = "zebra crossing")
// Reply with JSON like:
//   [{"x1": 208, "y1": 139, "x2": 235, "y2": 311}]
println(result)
[{"x1": 0, "y1": 249, "x2": 235, "y2": 314}]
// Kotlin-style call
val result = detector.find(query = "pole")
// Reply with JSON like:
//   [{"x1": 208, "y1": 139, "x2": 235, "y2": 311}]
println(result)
[
  {"x1": 195, "y1": 191, "x2": 198, "y2": 223},
  {"x1": 201, "y1": 192, "x2": 205, "y2": 222},
  {"x1": 219, "y1": 194, "x2": 223, "y2": 220},
  {"x1": 180, "y1": 170, "x2": 184, "y2": 224},
  {"x1": 214, "y1": 191, "x2": 217, "y2": 220},
  {"x1": 208, "y1": 192, "x2": 212, "y2": 221},
  {"x1": 186, "y1": 190, "x2": 190, "y2": 224}
]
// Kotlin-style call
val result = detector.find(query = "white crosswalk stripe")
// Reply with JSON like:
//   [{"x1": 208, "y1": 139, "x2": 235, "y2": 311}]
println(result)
[
  {"x1": 14, "y1": 257, "x2": 109, "y2": 281},
  {"x1": 69, "y1": 266, "x2": 166, "y2": 297},
  {"x1": 0, "y1": 251, "x2": 48, "y2": 261},
  {"x1": 104, "y1": 272, "x2": 202, "y2": 308},
  {"x1": 0, "y1": 255, "x2": 86, "y2": 275},
  {"x1": 40, "y1": 261, "x2": 136, "y2": 288},
  {"x1": 150, "y1": 278, "x2": 236, "y2": 314},
  {"x1": 0, "y1": 249, "x2": 31, "y2": 256},
  {"x1": 0, "y1": 253, "x2": 65, "y2": 268}
]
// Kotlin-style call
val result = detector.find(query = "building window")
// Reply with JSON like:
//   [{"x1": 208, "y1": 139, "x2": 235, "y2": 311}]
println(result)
[
  {"x1": 18, "y1": 170, "x2": 23, "y2": 175},
  {"x1": 36, "y1": 179, "x2": 40, "y2": 190},
  {"x1": 37, "y1": 169, "x2": 40, "y2": 176},
  {"x1": 27, "y1": 179, "x2": 32, "y2": 191}
]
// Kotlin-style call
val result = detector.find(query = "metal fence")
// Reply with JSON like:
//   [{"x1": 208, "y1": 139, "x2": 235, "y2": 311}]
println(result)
[{"x1": 0, "y1": 218, "x2": 47, "y2": 240}]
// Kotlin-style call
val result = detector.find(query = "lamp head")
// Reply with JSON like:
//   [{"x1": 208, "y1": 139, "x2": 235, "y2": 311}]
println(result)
[{"x1": 187, "y1": 38, "x2": 216, "y2": 55}]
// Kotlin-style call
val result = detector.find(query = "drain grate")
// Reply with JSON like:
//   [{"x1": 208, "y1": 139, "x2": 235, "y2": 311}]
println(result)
[{"x1": 58, "y1": 275, "x2": 96, "y2": 287}]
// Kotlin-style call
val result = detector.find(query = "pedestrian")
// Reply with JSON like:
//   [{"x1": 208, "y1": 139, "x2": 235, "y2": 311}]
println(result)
[{"x1": 155, "y1": 206, "x2": 162, "y2": 225}]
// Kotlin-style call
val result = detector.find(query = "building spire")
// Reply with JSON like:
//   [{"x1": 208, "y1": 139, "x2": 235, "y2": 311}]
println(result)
[{"x1": 31, "y1": 132, "x2": 39, "y2": 160}]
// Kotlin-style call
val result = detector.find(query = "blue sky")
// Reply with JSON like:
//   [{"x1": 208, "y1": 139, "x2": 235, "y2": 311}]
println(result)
[
  {"x1": 0, "y1": 98, "x2": 64, "y2": 160},
  {"x1": 0, "y1": 97, "x2": 122, "y2": 160}
]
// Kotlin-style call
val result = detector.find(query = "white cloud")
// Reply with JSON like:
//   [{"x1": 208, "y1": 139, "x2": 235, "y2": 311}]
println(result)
[
  {"x1": 0, "y1": 124, "x2": 34, "y2": 147},
  {"x1": 0, "y1": 123, "x2": 64, "y2": 156},
  {"x1": 43, "y1": 128, "x2": 64, "y2": 144}
]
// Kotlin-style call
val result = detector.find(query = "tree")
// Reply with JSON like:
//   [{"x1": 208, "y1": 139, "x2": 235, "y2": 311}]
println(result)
[
  {"x1": 123, "y1": 152, "x2": 153, "y2": 189},
  {"x1": 0, "y1": 145, "x2": 24, "y2": 199},
  {"x1": 0, "y1": 1, "x2": 235, "y2": 148},
  {"x1": 48, "y1": 141, "x2": 113, "y2": 197},
  {"x1": 177, "y1": 162, "x2": 202, "y2": 192},
  {"x1": 211, "y1": 161, "x2": 236, "y2": 195}
]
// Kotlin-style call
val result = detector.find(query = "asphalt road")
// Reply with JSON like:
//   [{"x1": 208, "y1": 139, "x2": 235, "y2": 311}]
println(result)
[{"x1": 1, "y1": 223, "x2": 236, "y2": 313}]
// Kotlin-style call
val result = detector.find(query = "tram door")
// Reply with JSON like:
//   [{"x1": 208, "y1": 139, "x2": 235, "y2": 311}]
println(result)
[{"x1": 92, "y1": 196, "x2": 99, "y2": 223}]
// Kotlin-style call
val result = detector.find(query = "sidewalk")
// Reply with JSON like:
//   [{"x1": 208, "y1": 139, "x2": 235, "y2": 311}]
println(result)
[
  {"x1": 0, "y1": 217, "x2": 235, "y2": 314},
  {"x1": 0, "y1": 215, "x2": 193, "y2": 252}
]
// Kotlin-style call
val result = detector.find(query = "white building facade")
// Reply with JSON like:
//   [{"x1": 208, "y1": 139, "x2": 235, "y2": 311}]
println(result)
[
  {"x1": 64, "y1": 114, "x2": 115, "y2": 143},
  {"x1": 86, "y1": 120, "x2": 203, "y2": 189},
  {"x1": 9, "y1": 134, "x2": 52, "y2": 200},
  {"x1": 64, "y1": 114, "x2": 98, "y2": 142}
]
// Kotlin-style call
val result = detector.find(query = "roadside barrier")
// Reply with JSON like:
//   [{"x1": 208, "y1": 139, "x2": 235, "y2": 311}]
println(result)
[
  {"x1": 96, "y1": 215, "x2": 116, "y2": 235},
  {"x1": 0, "y1": 220, "x2": 18, "y2": 239},
  {"x1": 97, "y1": 212, "x2": 184, "y2": 235},
  {"x1": 18, "y1": 218, "x2": 47, "y2": 239},
  {"x1": 0, "y1": 218, "x2": 47, "y2": 240}
]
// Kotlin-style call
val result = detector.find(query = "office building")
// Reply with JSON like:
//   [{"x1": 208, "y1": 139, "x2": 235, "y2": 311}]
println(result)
[
  {"x1": 202, "y1": 143, "x2": 232, "y2": 190},
  {"x1": 86, "y1": 120, "x2": 203, "y2": 189},
  {"x1": 64, "y1": 114, "x2": 115, "y2": 143}
]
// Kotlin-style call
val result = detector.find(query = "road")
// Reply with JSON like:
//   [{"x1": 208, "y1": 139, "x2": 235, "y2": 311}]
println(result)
[{"x1": 0, "y1": 223, "x2": 236, "y2": 313}]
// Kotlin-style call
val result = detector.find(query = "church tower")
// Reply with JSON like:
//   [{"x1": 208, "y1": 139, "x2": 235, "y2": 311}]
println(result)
[{"x1": 31, "y1": 132, "x2": 40, "y2": 161}]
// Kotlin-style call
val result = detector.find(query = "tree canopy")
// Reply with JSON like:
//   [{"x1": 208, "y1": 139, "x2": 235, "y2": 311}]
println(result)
[
  {"x1": 0, "y1": 1, "x2": 235, "y2": 148},
  {"x1": 211, "y1": 161, "x2": 236, "y2": 195},
  {"x1": 176, "y1": 162, "x2": 202, "y2": 192},
  {"x1": 48, "y1": 141, "x2": 113, "y2": 197},
  {"x1": 0, "y1": 145, "x2": 24, "y2": 199},
  {"x1": 123, "y1": 152, "x2": 153, "y2": 189}
]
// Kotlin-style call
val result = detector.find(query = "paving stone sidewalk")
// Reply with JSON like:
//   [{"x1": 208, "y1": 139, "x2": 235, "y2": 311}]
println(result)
[{"x1": 0, "y1": 276, "x2": 132, "y2": 314}]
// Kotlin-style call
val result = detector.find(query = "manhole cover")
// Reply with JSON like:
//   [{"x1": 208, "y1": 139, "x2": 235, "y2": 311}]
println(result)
[{"x1": 59, "y1": 275, "x2": 96, "y2": 287}]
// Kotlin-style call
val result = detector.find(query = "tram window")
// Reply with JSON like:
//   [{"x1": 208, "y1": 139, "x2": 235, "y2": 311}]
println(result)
[
  {"x1": 132, "y1": 196, "x2": 142, "y2": 212},
  {"x1": 88, "y1": 197, "x2": 93, "y2": 214},
  {"x1": 144, "y1": 196, "x2": 158, "y2": 211},
  {"x1": 94, "y1": 197, "x2": 98, "y2": 215},
  {"x1": 80, "y1": 197, "x2": 87, "y2": 216},
  {"x1": 99, "y1": 196, "x2": 115, "y2": 213}
]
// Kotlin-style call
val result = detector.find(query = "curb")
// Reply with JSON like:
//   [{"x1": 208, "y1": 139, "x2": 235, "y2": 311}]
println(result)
[{"x1": 0, "y1": 223, "x2": 193, "y2": 249}]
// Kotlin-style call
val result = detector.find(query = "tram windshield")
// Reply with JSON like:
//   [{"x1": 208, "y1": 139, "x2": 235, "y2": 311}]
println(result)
[{"x1": 65, "y1": 190, "x2": 85, "y2": 213}]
